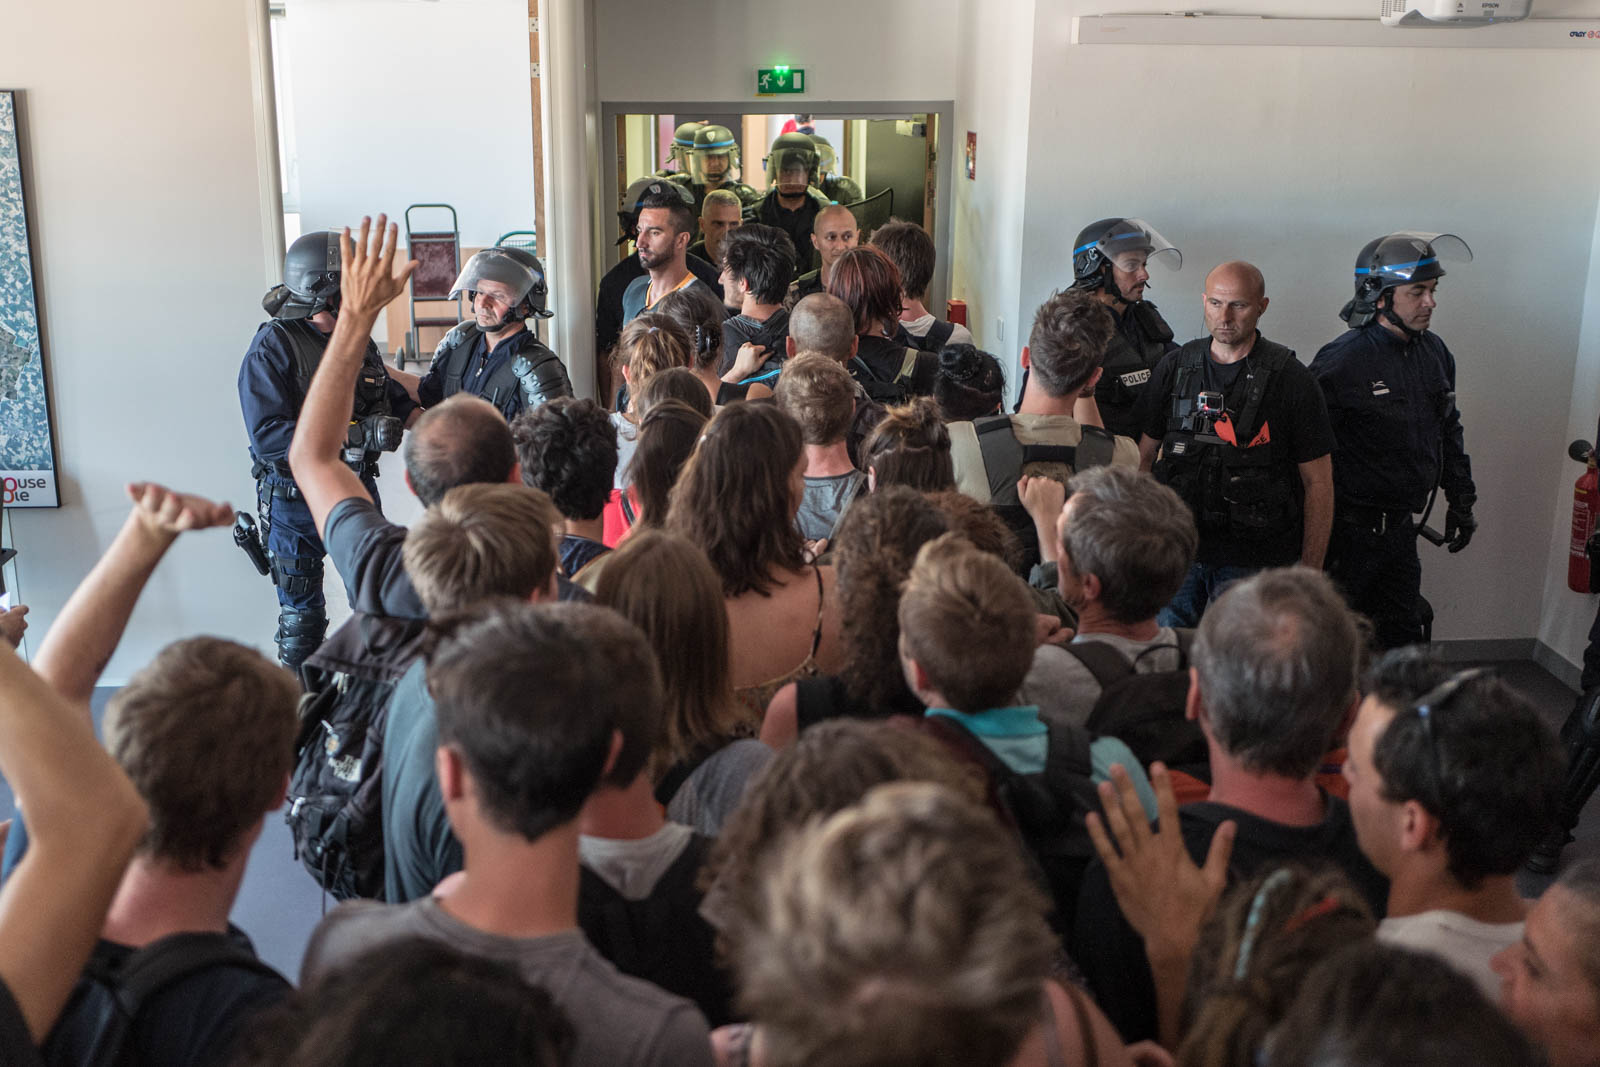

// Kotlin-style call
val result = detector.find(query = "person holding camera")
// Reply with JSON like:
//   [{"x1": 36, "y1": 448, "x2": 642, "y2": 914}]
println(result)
[
  {"x1": 1135, "y1": 260, "x2": 1335, "y2": 628},
  {"x1": 238, "y1": 230, "x2": 417, "y2": 671},
  {"x1": 1310, "y1": 232, "x2": 1476, "y2": 651}
]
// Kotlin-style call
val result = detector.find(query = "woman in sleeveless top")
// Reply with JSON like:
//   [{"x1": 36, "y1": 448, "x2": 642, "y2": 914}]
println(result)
[{"x1": 666, "y1": 404, "x2": 843, "y2": 729}]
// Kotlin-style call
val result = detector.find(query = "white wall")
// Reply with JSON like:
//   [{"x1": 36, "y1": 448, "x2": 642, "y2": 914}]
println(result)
[
  {"x1": 1538, "y1": 182, "x2": 1600, "y2": 672},
  {"x1": 0, "y1": 0, "x2": 282, "y2": 682},
  {"x1": 592, "y1": 0, "x2": 962, "y2": 104},
  {"x1": 283, "y1": 0, "x2": 536, "y2": 249},
  {"x1": 1013, "y1": 0, "x2": 1600, "y2": 645},
  {"x1": 950, "y1": 0, "x2": 1038, "y2": 396}
]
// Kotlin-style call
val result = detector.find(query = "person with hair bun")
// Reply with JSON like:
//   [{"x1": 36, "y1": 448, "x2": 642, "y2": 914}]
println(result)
[
  {"x1": 608, "y1": 313, "x2": 692, "y2": 490},
  {"x1": 860, "y1": 397, "x2": 955, "y2": 492},
  {"x1": 935, "y1": 343, "x2": 1006, "y2": 422},
  {"x1": 654, "y1": 286, "x2": 773, "y2": 406}
]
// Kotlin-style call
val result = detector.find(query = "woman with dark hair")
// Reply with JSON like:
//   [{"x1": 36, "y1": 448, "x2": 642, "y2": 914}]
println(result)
[
  {"x1": 935, "y1": 343, "x2": 1007, "y2": 421},
  {"x1": 654, "y1": 286, "x2": 773, "y2": 407},
  {"x1": 599, "y1": 396, "x2": 708, "y2": 550},
  {"x1": 826, "y1": 246, "x2": 939, "y2": 399},
  {"x1": 859, "y1": 397, "x2": 956, "y2": 492},
  {"x1": 666, "y1": 403, "x2": 843, "y2": 723},
  {"x1": 593, "y1": 530, "x2": 771, "y2": 835}
]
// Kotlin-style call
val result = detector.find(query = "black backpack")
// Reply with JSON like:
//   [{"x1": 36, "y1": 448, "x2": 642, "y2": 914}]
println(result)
[
  {"x1": 921, "y1": 716, "x2": 1102, "y2": 934},
  {"x1": 908, "y1": 319, "x2": 956, "y2": 353},
  {"x1": 577, "y1": 835, "x2": 735, "y2": 1026},
  {"x1": 42, "y1": 930, "x2": 283, "y2": 1067},
  {"x1": 285, "y1": 612, "x2": 429, "y2": 901},
  {"x1": 1059, "y1": 631, "x2": 1210, "y2": 779},
  {"x1": 972, "y1": 415, "x2": 1118, "y2": 575},
  {"x1": 851, "y1": 349, "x2": 923, "y2": 405}
]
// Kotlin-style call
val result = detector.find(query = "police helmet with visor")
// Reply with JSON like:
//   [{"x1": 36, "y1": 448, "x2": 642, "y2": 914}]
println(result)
[
  {"x1": 767, "y1": 132, "x2": 820, "y2": 190},
  {"x1": 449, "y1": 248, "x2": 547, "y2": 329},
  {"x1": 1070, "y1": 217, "x2": 1181, "y2": 302},
  {"x1": 668, "y1": 121, "x2": 704, "y2": 173},
  {"x1": 690, "y1": 124, "x2": 740, "y2": 185},
  {"x1": 1341, "y1": 231, "x2": 1472, "y2": 328}
]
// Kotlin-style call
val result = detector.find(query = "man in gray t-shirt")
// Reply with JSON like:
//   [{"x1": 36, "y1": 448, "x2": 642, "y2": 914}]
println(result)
[
  {"x1": 777, "y1": 353, "x2": 867, "y2": 546},
  {"x1": 308, "y1": 600, "x2": 713, "y2": 1067}
]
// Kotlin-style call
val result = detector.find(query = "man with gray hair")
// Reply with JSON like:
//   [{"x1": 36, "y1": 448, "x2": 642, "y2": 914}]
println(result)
[
  {"x1": 787, "y1": 292, "x2": 883, "y2": 465},
  {"x1": 1017, "y1": 466, "x2": 1198, "y2": 734},
  {"x1": 1070, "y1": 566, "x2": 1387, "y2": 1044}
]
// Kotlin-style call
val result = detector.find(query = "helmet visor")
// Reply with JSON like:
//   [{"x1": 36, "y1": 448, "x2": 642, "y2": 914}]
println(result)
[
  {"x1": 449, "y1": 249, "x2": 536, "y2": 305},
  {"x1": 1080, "y1": 218, "x2": 1182, "y2": 274},
  {"x1": 1365, "y1": 231, "x2": 1472, "y2": 284},
  {"x1": 691, "y1": 140, "x2": 739, "y2": 185},
  {"x1": 767, "y1": 146, "x2": 817, "y2": 189}
]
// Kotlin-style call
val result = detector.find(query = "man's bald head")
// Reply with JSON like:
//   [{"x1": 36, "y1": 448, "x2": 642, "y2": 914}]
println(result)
[
  {"x1": 813, "y1": 204, "x2": 856, "y2": 235},
  {"x1": 789, "y1": 293, "x2": 859, "y2": 363},
  {"x1": 1202, "y1": 261, "x2": 1270, "y2": 349},
  {"x1": 404, "y1": 395, "x2": 518, "y2": 507},
  {"x1": 1205, "y1": 261, "x2": 1266, "y2": 301}
]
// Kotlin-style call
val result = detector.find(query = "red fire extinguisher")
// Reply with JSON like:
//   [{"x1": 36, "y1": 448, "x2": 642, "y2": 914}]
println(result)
[{"x1": 1569, "y1": 439, "x2": 1599, "y2": 593}]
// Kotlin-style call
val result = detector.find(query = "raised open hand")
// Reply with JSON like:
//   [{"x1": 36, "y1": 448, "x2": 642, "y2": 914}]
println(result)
[{"x1": 337, "y1": 214, "x2": 418, "y2": 319}]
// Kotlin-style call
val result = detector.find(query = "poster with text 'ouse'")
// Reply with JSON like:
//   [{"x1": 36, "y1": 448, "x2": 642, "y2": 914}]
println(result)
[{"x1": 0, "y1": 90, "x2": 58, "y2": 508}]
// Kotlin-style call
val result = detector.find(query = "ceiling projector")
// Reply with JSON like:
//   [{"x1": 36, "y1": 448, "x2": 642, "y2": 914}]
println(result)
[{"x1": 1381, "y1": 0, "x2": 1532, "y2": 25}]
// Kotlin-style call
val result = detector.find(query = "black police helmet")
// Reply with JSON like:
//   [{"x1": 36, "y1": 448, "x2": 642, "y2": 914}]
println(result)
[
  {"x1": 264, "y1": 231, "x2": 341, "y2": 319},
  {"x1": 1341, "y1": 231, "x2": 1471, "y2": 327},
  {"x1": 617, "y1": 177, "x2": 694, "y2": 245}
]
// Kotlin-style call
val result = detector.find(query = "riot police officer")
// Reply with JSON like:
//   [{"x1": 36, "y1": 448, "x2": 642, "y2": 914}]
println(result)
[
  {"x1": 668, "y1": 124, "x2": 761, "y2": 215},
  {"x1": 238, "y1": 230, "x2": 415, "y2": 671},
  {"x1": 1070, "y1": 218, "x2": 1182, "y2": 439},
  {"x1": 1310, "y1": 232, "x2": 1477, "y2": 650},
  {"x1": 655, "y1": 120, "x2": 702, "y2": 179},
  {"x1": 388, "y1": 246, "x2": 572, "y2": 422},
  {"x1": 808, "y1": 133, "x2": 864, "y2": 204},
  {"x1": 756, "y1": 133, "x2": 835, "y2": 274}
]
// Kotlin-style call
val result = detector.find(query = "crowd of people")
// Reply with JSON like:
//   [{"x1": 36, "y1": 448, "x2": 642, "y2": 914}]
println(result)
[{"x1": 2, "y1": 187, "x2": 1597, "y2": 1067}]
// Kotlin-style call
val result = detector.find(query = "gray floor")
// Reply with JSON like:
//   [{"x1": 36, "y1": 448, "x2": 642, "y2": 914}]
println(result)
[{"x1": 4, "y1": 655, "x2": 1594, "y2": 985}]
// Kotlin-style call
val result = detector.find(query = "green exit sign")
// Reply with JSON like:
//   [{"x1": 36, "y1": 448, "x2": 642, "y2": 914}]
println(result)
[{"x1": 756, "y1": 67, "x2": 806, "y2": 95}]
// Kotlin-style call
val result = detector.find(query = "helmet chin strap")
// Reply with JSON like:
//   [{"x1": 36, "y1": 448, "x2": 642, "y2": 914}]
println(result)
[
  {"x1": 474, "y1": 292, "x2": 527, "y2": 332},
  {"x1": 1378, "y1": 290, "x2": 1421, "y2": 341},
  {"x1": 1102, "y1": 262, "x2": 1137, "y2": 306}
]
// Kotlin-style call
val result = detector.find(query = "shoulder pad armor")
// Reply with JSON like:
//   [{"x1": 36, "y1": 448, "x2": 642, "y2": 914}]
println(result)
[{"x1": 1130, "y1": 301, "x2": 1175, "y2": 344}]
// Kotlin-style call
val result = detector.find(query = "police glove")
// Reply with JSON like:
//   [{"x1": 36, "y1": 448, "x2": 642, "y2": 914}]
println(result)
[
  {"x1": 347, "y1": 414, "x2": 404, "y2": 454},
  {"x1": 1444, "y1": 506, "x2": 1477, "y2": 553}
]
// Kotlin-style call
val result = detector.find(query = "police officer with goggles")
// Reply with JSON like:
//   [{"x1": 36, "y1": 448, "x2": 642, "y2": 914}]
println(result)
[
  {"x1": 1310, "y1": 231, "x2": 1477, "y2": 650},
  {"x1": 238, "y1": 230, "x2": 416, "y2": 672},
  {"x1": 387, "y1": 246, "x2": 572, "y2": 423},
  {"x1": 1069, "y1": 218, "x2": 1181, "y2": 440},
  {"x1": 756, "y1": 133, "x2": 835, "y2": 274}
]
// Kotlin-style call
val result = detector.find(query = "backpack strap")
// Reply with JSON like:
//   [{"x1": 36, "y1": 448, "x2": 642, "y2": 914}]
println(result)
[
  {"x1": 1232, "y1": 343, "x2": 1292, "y2": 444},
  {"x1": 1041, "y1": 720, "x2": 1095, "y2": 785},
  {"x1": 1057, "y1": 641, "x2": 1136, "y2": 692},
  {"x1": 974, "y1": 415, "x2": 1025, "y2": 504},
  {"x1": 653, "y1": 743, "x2": 721, "y2": 807},
  {"x1": 109, "y1": 932, "x2": 281, "y2": 1022},
  {"x1": 921, "y1": 319, "x2": 955, "y2": 352},
  {"x1": 896, "y1": 348, "x2": 920, "y2": 385},
  {"x1": 1074, "y1": 425, "x2": 1117, "y2": 470}
]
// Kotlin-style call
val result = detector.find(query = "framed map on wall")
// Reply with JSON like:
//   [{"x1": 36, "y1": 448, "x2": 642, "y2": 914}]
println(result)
[{"x1": 0, "y1": 90, "x2": 57, "y2": 508}]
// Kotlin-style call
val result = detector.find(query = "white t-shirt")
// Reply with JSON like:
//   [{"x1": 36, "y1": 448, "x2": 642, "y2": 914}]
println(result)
[
  {"x1": 902, "y1": 312, "x2": 974, "y2": 348},
  {"x1": 611, "y1": 410, "x2": 640, "y2": 490},
  {"x1": 1378, "y1": 910, "x2": 1523, "y2": 998}
]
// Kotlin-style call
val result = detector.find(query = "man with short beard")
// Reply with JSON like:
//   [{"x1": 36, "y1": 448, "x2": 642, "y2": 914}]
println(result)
[{"x1": 622, "y1": 190, "x2": 720, "y2": 324}]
